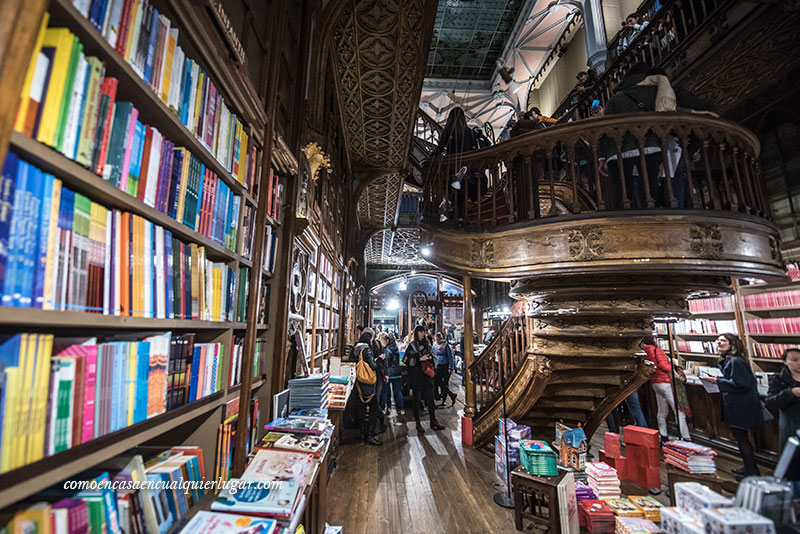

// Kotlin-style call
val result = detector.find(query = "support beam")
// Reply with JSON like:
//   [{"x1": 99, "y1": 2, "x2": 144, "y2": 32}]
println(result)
[
  {"x1": 462, "y1": 275, "x2": 476, "y2": 418},
  {"x1": 580, "y1": 0, "x2": 608, "y2": 72}
]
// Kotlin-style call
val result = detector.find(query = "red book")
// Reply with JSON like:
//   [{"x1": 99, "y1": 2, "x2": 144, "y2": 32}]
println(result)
[
  {"x1": 265, "y1": 169, "x2": 274, "y2": 217},
  {"x1": 94, "y1": 78, "x2": 119, "y2": 176},
  {"x1": 137, "y1": 126, "x2": 153, "y2": 202},
  {"x1": 623, "y1": 425, "x2": 660, "y2": 448},
  {"x1": 604, "y1": 432, "x2": 621, "y2": 459},
  {"x1": 115, "y1": 0, "x2": 135, "y2": 56},
  {"x1": 119, "y1": 213, "x2": 130, "y2": 316}
]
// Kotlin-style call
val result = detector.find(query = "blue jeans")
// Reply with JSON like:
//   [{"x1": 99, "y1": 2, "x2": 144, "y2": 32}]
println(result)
[
  {"x1": 626, "y1": 390, "x2": 648, "y2": 428},
  {"x1": 380, "y1": 376, "x2": 404, "y2": 411}
]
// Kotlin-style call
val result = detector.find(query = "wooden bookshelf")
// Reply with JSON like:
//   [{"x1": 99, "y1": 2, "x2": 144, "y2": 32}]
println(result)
[
  {"x1": 0, "y1": 307, "x2": 246, "y2": 330},
  {"x1": 0, "y1": 379, "x2": 264, "y2": 509}
]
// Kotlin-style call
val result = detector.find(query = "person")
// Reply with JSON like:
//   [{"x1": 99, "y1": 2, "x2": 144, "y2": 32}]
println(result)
[
  {"x1": 403, "y1": 325, "x2": 445, "y2": 433},
  {"x1": 473, "y1": 126, "x2": 491, "y2": 148},
  {"x1": 483, "y1": 326, "x2": 496, "y2": 345},
  {"x1": 372, "y1": 332, "x2": 389, "y2": 434},
  {"x1": 642, "y1": 336, "x2": 691, "y2": 441},
  {"x1": 765, "y1": 348, "x2": 800, "y2": 452},
  {"x1": 432, "y1": 333, "x2": 457, "y2": 407},
  {"x1": 703, "y1": 333, "x2": 762, "y2": 478},
  {"x1": 353, "y1": 328, "x2": 382, "y2": 446},
  {"x1": 436, "y1": 106, "x2": 477, "y2": 156},
  {"x1": 617, "y1": 13, "x2": 649, "y2": 56},
  {"x1": 625, "y1": 390, "x2": 649, "y2": 428},
  {"x1": 576, "y1": 70, "x2": 598, "y2": 94},
  {"x1": 379, "y1": 332, "x2": 404, "y2": 414},
  {"x1": 599, "y1": 63, "x2": 718, "y2": 209},
  {"x1": 510, "y1": 108, "x2": 556, "y2": 137}
]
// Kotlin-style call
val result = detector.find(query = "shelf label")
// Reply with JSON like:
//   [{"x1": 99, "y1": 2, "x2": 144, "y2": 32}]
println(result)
[{"x1": 207, "y1": 0, "x2": 247, "y2": 67}]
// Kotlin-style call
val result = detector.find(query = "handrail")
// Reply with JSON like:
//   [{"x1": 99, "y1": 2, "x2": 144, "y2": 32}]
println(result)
[
  {"x1": 414, "y1": 107, "x2": 443, "y2": 147},
  {"x1": 468, "y1": 304, "x2": 529, "y2": 415},
  {"x1": 554, "y1": 0, "x2": 730, "y2": 122},
  {"x1": 422, "y1": 113, "x2": 766, "y2": 230}
]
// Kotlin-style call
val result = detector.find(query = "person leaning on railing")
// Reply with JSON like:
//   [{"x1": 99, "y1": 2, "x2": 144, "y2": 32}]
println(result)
[{"x1": 597, "y1": 62, "x2": 718, "y2": 209}]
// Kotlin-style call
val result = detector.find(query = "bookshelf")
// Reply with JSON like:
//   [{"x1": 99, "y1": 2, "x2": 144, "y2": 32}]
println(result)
[{"x1": 0, "y1": 0, "x2": 291, "y2": 520}]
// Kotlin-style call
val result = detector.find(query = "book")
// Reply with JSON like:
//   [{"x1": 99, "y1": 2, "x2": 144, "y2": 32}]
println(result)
[
  {"x1": 181, "y1": 511, "x2": 277, "y2": 534},
  {"x1": 210, "y1": 478, "x2": 301, "y2": 519}
]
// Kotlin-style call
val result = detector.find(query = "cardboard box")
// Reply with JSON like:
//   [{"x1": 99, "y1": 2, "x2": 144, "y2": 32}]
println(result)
[
  {"x1": 604, "y1": 432, "x2": 621, "y2": 458},
  {"x1": 661, "y1": 507, "x2": 688, "y2": 534},
  {"x1": 623, "y1": 425, "x2": 660, "y2": 448},
  {"x1": 674, "y1": 482, "x2": 734, "y2": 520},
  {"x1": 615, "y1": 456, "x2": 627, "y2": 479},
  {"x1": 626, "y1": 443, "x2": 660, "y2": 468},
  {"x1": 701, "y1": 507, "x2": 775, "y2": 534}
]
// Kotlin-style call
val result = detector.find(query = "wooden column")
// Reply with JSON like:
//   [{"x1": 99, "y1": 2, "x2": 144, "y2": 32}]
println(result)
[
  {"x1": 233, "y1": 4, "x2": 286, "y2": 477},
  {"x1": 463, "y1": 274, "x2": 476, "y2": 418}
]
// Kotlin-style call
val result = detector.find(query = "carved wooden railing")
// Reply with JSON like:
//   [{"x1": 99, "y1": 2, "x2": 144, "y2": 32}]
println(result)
[
  {"x1": 555, "y1": 0, "x2": 729, "y2": 121},
  {"x1": 422, "y1": 113, "x2": 766, "y2": 230},
  {"x1": 413, "y1": 107, "x2": 442, "y2": 148},
  {"x1": 468, "y1": 310, "x2": 529, "y2": 416}
]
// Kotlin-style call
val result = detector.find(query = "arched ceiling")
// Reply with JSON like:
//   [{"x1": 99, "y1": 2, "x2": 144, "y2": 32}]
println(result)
[
  {"x1": 356, "y1": 171, "x2": 405, "y2": 228},
  {"x1": 365, "y1": 228, "x2": 431, "y2": 266}
]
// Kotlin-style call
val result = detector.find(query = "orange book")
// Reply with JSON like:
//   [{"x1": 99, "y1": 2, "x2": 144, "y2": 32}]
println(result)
[
  {"x1": 160, "y1": 28, "x2": 178, "y2": 105},
  {"x1": 120, "y1": 213, "x2": 130, "y2": 316},
  {"x1": 131, "y1": 215, "x2": 145, "y2": 317}
]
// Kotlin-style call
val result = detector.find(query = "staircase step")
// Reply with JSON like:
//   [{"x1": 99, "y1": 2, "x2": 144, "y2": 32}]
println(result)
[
  {"x1": 544, "y1": 384, "x2": 608, "y2": 398},
  {"x1": 548, "y1": 372, "x2": 624, "y2": 385},
  {"x1": 527, "y1": 408, "x2": 592, "y2": 421},
  {"x1": 547, "y1": 356, "x2": 638, "y2": 371},
  {"x1": 535, "y1": 397, "x2": 598, "y2": 410}
]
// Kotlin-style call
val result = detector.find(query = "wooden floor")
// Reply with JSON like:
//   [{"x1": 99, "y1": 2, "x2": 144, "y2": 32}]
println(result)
[{"x1": 326, "y1": 378, "x2": 515, "y2": 534}]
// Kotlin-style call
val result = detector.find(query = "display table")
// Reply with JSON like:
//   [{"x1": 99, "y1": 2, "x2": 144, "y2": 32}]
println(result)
[
  {"x1": 511, "y1": 466, "x2": 565, "y2": 532},
  {"x1": 665, "y1": 464, "x2": 724, "y2": 505}
]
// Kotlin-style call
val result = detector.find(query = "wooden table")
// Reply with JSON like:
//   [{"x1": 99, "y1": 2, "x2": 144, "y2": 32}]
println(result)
[
  {"x1": 665, "y1": 464, "x2": 723, "y2": 505},
  {"x1": 511, "y1": 466, "x2": 565, "y2": 532}
]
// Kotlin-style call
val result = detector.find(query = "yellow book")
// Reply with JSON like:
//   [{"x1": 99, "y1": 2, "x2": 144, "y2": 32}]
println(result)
[
  {"x1": 13, "y1": 334, "x2": 36, "y2": 470},
  {"x1": 0, "y1": 367, "x2": 19, "y2": 473},
  {"x1": 42, "y1": 179, "x2": 62, "y2": 310},
  {"x1": 160, "y1": 28, "x2": 178, "y2": 105},
  {"x1": 14, "y1": 13, "x2": 50, "y2": 132},
  {"x1": 127, "y1": 343, "x2": 137, "y2": 427},
  {"x1": 132, "y1": 215, "x2": 145, "y2": 317},
  {"x1": 124, "y1": 0, "x2": 142, "y2": 62},
  {"x1": 239, "y1": 125, "x2": 248, "y2": 183},
  {"x1": 13, "y1": 502, "x2": 51, "y2": 534},
  {"x1": 175, "y1": 148, "x2": 190, "y2": 221},
  {"x1": 197, "y1": 247, "x2": 206, "y2": 320},
  {"x1": 27, "y1": 334, "x2": 53, "y2": 464},
  {"x1": 193, "y1": 71, "x2": 204, "y2": 136},
  {"x1": 36, "y1": 29, "x2": 76, "y2": 147},
  {"x1": 213, "y1": 267, "x2": 222, "y2": 322}
]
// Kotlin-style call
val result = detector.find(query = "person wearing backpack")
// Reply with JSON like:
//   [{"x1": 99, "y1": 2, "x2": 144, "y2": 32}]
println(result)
[
  {"x1": 354, "y1": 327, "x2": 382, "y2": 446},
  {"x1": 404, "y1": 325, "x2": 445, "y2": 433}
]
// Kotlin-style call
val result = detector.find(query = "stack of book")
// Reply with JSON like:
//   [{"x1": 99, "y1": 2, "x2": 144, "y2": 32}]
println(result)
[
  {"x1": 1, "y1": 448, "x2": 205, "y2": 534},
  {"x1": 287, "y1": 373, "x2": 330, "y2": 412},
  {"x1": 0, "y1": 332, "x2": 224, "y2": 473},
  {"x1": 746, "y1": 317, "x2": 800, "y2": 334},
  {"x1": 576, "y1": 481, "x2": 597, "y2": 501},
  {"x1": 603, "y1": 498, "x2": 643, "y2": 518},
  {"x1": 628, "y1": 496, "x2": 663, "y2": 522},
  {"x1": 519, "y1": 440, "x2": 558, "y2": 477},
  {"x1": 181, "y1": 511, "x2": 277, "y2": 534},
  {"x1": 328, "y1": 375, "x2": 350, "y2": 408},
  {"x1": 664, "y1": 440, "x2": 717, "y2": 473},
  {"x1": 688, "y1": 296, "x2": 733, "y2": 313},
  {"x1": 614, "y1": 517, "x2": 660, "y2": 534},
  {"x1": 0, "y1": 154, "x2": 243, "y2": 320},
  {"x1": 586, "y1": 462, "x2": 621, "y2": 499},
  {"x1": 578, "y1": 500, "x2": 616, "y2": 534},
  {"x1": 742, "y1": 289, "x2": 800, "y2": 309}
]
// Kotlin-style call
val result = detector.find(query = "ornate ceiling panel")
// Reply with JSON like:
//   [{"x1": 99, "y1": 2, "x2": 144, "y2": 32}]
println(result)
[
  {"x1": 332, "y1": 0, "x2": 437, "y2": 169},
  {"x1": 365, "y1": 228, "x2": 431, "y2": 265},
  {"x1": 357, "y1": 172, "x2": 405, "y2": 228}
]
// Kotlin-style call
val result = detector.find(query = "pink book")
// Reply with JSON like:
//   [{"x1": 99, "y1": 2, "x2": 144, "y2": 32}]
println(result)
[
  {"x1": 119, "y1": 107, "x2": 139, "y2": 193},
  {"x1": 196, "y1": 345, "x2": 206, "y2": 400},
  {"x1": 204, "y1": 83, "x2": 218, "y2": 148},
  {"x1": 81, "y1": 347, "x2": 98, "y2": 443}
]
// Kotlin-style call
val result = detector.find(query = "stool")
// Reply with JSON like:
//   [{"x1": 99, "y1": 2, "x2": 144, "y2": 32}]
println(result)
[
  {"x1": 511, "y1": 466, "x2": 565, "y2": 532},
  {"x1": 665, "y1": 465, "x2": 724, "y2": 505}
]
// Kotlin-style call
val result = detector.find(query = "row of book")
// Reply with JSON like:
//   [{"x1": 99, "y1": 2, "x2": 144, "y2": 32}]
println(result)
[
  {"x1": 742, "y1": 289, "x2": 800, "y2": 310},
  {"x1": 0, "y1": 332, "x2": 232, "y2": 473},
  {"x1": 0, "y1": 449, "x2": 207, "y2": 534},
  {"x1": 687, "y1": 296, "x2": 733, "y2": 313},
  {"x1": 226, "y1": 336, "x2": 267, "y2": 388},
  {"x1": 672, "y1": 319, "x2": 737, "y2": 335},
  {"x1": 16, "y1": 21, "x2": 244, "y2": 252},
  {"x1": 663, "y1": 440, "x2": 717, "y2": 474},
  {"x1": 788, "y1": 262, "x2": 799, "y2": 281},
  {"x1": 750, "y1": 342, "x2": 798, "y2": 359},
  {"x1": 0, "y1": 153, "x2": 243, "y2": 320},
  {"x1": 61, "y1": 1, "x2": 260, "y2": 190},
  {"x1": 215, "y1": 396, "x2": 260, "y2": 484},
  {"x1": 746, "y1": 317, "x2": 800, "y2": 334},
  {"x1": 676, "y1": 340, "x2": 717, "y2": 354}
]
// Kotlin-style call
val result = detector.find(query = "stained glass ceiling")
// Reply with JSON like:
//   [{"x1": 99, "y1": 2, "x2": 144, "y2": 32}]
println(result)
[{"x1": 426, "y1": 0, "x2": 528, "y2": 80}]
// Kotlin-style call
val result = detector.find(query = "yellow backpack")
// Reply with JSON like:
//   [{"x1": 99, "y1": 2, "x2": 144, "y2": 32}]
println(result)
[{"x1": 355, "y1": 345, "x2": 376, "y2": 385}]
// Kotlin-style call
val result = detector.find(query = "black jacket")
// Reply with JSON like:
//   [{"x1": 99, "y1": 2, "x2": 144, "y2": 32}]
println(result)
[
  {"x1": 385, "y1": 343, "x2": 401, "y2": 377},
  {"x1": 354, "y1": 342, "x2": 377, "y2": 397},
  {"x1": 404, "y1": 339, "x2": 434, "y2": 390},
  {"x1": 765, "y1": 367, "x2": 800, "y2": 451},
  {"x1": 717, "y1": 355, "x2": 763, "y2": 431}
]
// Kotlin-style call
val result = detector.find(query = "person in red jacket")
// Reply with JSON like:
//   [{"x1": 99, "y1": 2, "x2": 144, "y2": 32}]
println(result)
[{"x1": 642, "y1": 336, "x2": 691, "y2": 441}]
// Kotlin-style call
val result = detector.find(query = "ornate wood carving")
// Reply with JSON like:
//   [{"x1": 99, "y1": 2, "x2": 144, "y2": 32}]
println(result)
[
  {"x1": 690, "y1": 223, "x2": 723, "y2": 260},
  {"x1": 568, "y1": 225, "x2": 604, "y2": 261},
  {"x1": 470, "y1": 238, "x2": 495, "y2": 269}
]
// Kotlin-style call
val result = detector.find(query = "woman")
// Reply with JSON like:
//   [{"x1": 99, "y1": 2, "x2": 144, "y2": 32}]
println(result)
[
  {"x1": 642, "y1": 336, "x2": 691, "y2": 441},
  {"x1": 432, "y1": 333, "x2": 457, "y2": 407},
  {"x1": 403, "y1": 325, "x2": 445, "y2": 433},
  {"x1": 353, "y1": 328, "x2": 382, "y2": 446},
  {"x1": 765, "y1": 348, "x2": 800, "y2": 452},
  {"x1": 704, "y1": 333, "x2": 762, "y2": 477},
  {"x1": 379, "y1": 332, "x2": 404, "y2": 414}
]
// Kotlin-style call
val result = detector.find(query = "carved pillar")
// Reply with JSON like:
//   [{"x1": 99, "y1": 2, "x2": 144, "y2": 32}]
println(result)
[
  {"x1": 580, "y1": 0, "x2": 608, "y2": 73},
  {"x1": 463, "y1": 274, "x2": 476, "y2": 418}
]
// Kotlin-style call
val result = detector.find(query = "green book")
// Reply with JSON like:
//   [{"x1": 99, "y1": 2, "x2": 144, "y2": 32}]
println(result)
[
  {"x1": 76, "y1": 57, "x2": 104, "y2": 168},
  {"x1": 53, "y1": 356, "x2": 75, "y2": 454},
  {"x1": 84, "y1": 496, "x2": 107, "y2": 534},
  {"x1": 55, "y1": 39, "x2": 82, "y2": 153}
]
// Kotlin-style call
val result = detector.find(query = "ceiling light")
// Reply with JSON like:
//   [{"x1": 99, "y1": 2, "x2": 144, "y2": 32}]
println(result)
[
  {"x1": 421, "y1": 246, "x2": 431, "y2": 257},
  {"x1": 400, "y1": 277, "x2": 408, "y2": 290},
  {"x1": 387, "y1": 298, "x2": 399, "y2": 310}
]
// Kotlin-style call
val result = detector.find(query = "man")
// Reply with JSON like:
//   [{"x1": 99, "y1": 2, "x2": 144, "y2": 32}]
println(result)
[
  {"x1": 354, "y1": 327, "x2": 382, "y2": 446},
  {"x1": 617, "y1": 13, "x2": 649, "y2": 55},
  {"x1": 598, "y1": 63, "x2": 718, "y2": 209},
  {"x1": 575, "y1": 70, "x2": 598, "y2": 94}
]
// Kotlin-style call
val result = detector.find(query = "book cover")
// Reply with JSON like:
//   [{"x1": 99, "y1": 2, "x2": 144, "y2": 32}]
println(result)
[
  {"x1": 181, "y1": 511, "x2": 277, "y2": 534},
  {"x1": 210, "y1": 479, "x2": 300, "y2": 518},
  {"x1": 36, "y1": 29, "x2": 75, "y2": 147},
  {"x1": 241, "y1": 450, "x2": 314, "y2": 487}
]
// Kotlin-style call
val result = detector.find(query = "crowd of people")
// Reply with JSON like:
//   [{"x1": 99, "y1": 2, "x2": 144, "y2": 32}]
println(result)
[{"x1": 352, "y1": 322, "x2": 462, "y2": 446}]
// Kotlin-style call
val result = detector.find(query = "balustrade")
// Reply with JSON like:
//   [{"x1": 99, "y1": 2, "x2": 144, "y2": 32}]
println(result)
[{"x1": 422, "y1": 113, "x2": 766, "y2": 230}]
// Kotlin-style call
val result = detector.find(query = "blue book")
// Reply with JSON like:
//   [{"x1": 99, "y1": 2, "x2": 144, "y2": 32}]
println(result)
[
  {"x1": 188, "y1": 346, "x2": 200, "y2": 402},
  {"x1": 144, "y1": 8, "x2": 160, "y2": 84},
  {"x1": 2, "y1": 159, "x2": 27, "y2": 306},
  {"x1": 88, "y1": 0, "x2": 105, "y2": 30},
  {"x1": 134, "y1": 341, "x2": 150, "y2": 424},
  {"x1": 164, "y1": 230, "x2": 173, "y2": 319},
  {"x1": 146, "y1": 473, "x2": 175, "y2": 530},
  {"x1": 32, "y1": 174, "x2": 54, "y2": 308},
  {"x1": 95, "y1": 472, "x2": 121, "y2": 534},
  {"x1": 179, "y1": 59, "x2": 192, "y2": 125},
  {"x1": 19, "y1": 163, "x2": 43, "y2": 307},
  {"x1": 128, "y1": 121, "x2": 145, "y2": 196},
  {"x1": 194, "y1": 163, "x2": 205, "y2": 231},
  {"x1": 54, "y1": 189, "x2": 75, "y2": 311},
  {"x1": 93, "y1": 344, "x2": 104, "y2": 439},
  {"x1": 0, "y1": 154, "x2": 18, "y2": 291},
  {"x1": 0, "y1": 335, "x2": 22, "y2": 452},
  {"x1": 111, "y1": 342, "x2": 124, "y2": 432}
]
